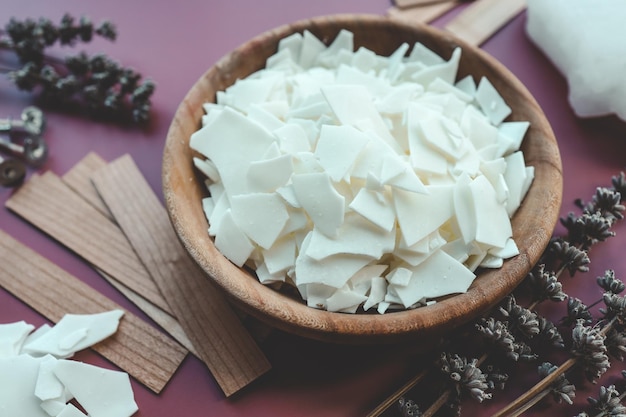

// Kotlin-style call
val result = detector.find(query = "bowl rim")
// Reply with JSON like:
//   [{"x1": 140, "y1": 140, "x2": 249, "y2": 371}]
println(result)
[{"x1": 162, "y1": 13, "x2": 563, "y2": 344}]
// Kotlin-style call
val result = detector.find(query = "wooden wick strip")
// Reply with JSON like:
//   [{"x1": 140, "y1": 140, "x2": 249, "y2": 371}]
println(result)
[
  {"x1": 98, "y1": 269, "x2": 199, "y2": 358},
  {"x1": 394, "y1": 0, "x2": 456, "y2": 9},
  {"x1": 387, "y1": 2, "x2": 459, "y2": 24},
  {"x1": 444, "y1": 0, "x2": 527, "y2": 46},
  {"x1": 5, "y1": 172, "x2": 174, "y2": 316},
  {"x1": 61, "y1": 152, "x2": 199, "y2": 356},
  {"x1": 62, "y1": 152, "x2": 113, "y2": 220},
  {"x1": 0, "y1": 229, "x2": 187, "y2": 394},
  {"x1": 92, "y1": 154, "x2": 271, "y2": 397}
]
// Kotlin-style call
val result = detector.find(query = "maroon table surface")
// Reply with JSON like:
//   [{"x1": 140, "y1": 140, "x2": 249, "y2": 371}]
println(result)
[{"x1": 1, "y1": 2, "x2": 626, "y2": 416}]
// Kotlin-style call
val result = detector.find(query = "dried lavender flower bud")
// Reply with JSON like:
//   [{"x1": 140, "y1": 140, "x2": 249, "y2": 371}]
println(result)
[
  {"x1": 601, "y1": 293, "x2": 626, "y2": 325},
  {"x1": 475, "y1": 317, "x2": 518, "y2": 360},
  {"x1": 537, "y1": 362, "x2": 576, "y2": 405},
  {"x1": 562, "y1": 297, "x2": 593, "y2": 327},
  {"x1": 483, "y1": 364, "x2": 508, "y2": 391},
  {"x1": 397, "y1": 397, "x2": 422, "y2": 417},
  {"x1": 526, "y1": 263, "x2": 567, "y2": 302},
  {"x1": 586, "y1": 385, "x2": 626, "y2": 417},
  {"x1": 499, "y1": 295, "x2": 540, "y2": 339},
  {"x1": 549, "y1": 238, "x2": 590, "y2": 276},
  {"x1": 439, "y1": 353, "x2": 492, "y2": 403},
  {"x1": 562, "y1": 211, "x2": 616, "y2": 249},
  {"x1": 537, "y1": 315, "x2": 565, "y2": 348},
  {"x1": 592, "y1": 187, "x2": 625, "y2": 221},
  {"x1": 612, "y1": 172, "x2": 626, "y2": 202},
  {"x1": 571, "y1": 320, "x2": 610, "y2": 383},
  {"x1": 606, "y1": 328, "x2": 626, "y2": 361},
  {"x1": 95, "y1": 20, "x2": 117, "y2": 41},
  {"x1": 598, "y1": 270, "x2": 625, "y2": 294}
]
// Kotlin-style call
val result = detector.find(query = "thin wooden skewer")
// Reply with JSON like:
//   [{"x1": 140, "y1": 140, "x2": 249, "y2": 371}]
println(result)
[{"x1": 367, "y1": 368, "x2": 431, "y2": 417}]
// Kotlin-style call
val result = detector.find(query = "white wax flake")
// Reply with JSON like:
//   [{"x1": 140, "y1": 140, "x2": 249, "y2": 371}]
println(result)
[
  {"x1": 349, "y1": 188, "x2": 395, "y2": 232},
  {"x1": 315, "y1": 124, "x2": 369, "y2": 182},
  {"x1": 53, "y1": 360, "x2": 138, "y2": 417},
  {"x1": 394, "y1": 185, "x2": 453, "y2": 247},
  {"x1": 0, "y1": 311, "x2": 136, "y2": 417},
  {"x1": 305, "y1": 212, "x2": 396, "y2": 261},
  {"x1": 0, "y1": 320, "x2": 34, "y2": 357},
  {"x1": 230, "y1": 192, "x2": 289, "y2": 250},
  {"x1": 57, "y1": 403, "x2": 88, "y2": 417},
  {"x1": 291, "y1": 172, "x2": 345, "y2": 238},
  {"x1": 214, "y1": 209, "x2": 256, "y2": 267},
  {"x1": 191, "y1": 29, "x2": 533, "y2": 313},
  {"x1": 23, "y1": 310, "x2": 124, "y2": 358},
  {"x1": 34, "y1": 355, "x2": 65, "y2": 401},
  {"x1": 470, "y1": 175, "x2": 512, "y2": 249},
  {"x1": 392, "y1": 250, "x2": 476, "y2": 308},
  {"x1": 475, "y1": 77, "x2": 512, "y2": 126}
]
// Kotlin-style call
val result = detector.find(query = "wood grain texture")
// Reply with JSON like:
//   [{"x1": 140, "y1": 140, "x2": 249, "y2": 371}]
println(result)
[
  {"x1": 61, "y1": 152, "x2": 199, "y2": 356},
  {"x1": 444, "y1": 0, "x2": 527, "y2": 46},
  {"x1": 394, "y1": 0, "x2": 455, "y2": 8},
  {"x1": 62, "y1": 152, "x2": 112, "y2": 219},
  {"x1": 98, "y1": 269, "x2": 199, "y2": 358},
  {"x1": 162, "y1": 14, "x2": 562, "y2": 344},
  {"x1": 5, "y1": 172, "x2": 173, "y2": 316},
  {"x1": 387, "y1": 2, "x2": 459, "y2": 23},
  {"x1": 0, "y1": 229, "x2": 187, "y2": 394},
  {"x1": 92, "y1": 154, "x2": 270, "y2": 397}
]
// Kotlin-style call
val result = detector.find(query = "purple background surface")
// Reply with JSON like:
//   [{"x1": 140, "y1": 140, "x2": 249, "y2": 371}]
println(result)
[{"x1": 1, "y1": 2, "x2": 625, "y2": 416}]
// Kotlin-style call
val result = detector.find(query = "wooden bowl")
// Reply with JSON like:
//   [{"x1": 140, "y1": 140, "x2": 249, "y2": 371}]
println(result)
[{"x1": 162, "y1": 14, "x2": 562, "y2": 344}]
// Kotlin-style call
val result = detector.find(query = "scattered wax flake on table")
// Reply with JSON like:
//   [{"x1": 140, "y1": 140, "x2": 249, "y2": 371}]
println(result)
[
  {"x1": 526, "y1": 0, "x2": 626, "y2": 121},
  {"x1": 0, "y1": 310, "x2": 138, "y2": 417},
  {"x1": 190, "y1": 29, "x2": 533, "y2": 314}
]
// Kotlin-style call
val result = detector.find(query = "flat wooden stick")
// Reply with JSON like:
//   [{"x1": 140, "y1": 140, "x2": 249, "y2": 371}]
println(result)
[
  {"x1": 387, "y1": 2, "x2": 459, "y2": 24},
  {"x1": 92, "y1": 154, "x2": 271, "y2": 397},
  {"x1": 98, "y1": 269, "x2": 199, "y2": 358},
  {"x1": 62, "y1": 152, "x2": 112, "y2": 220},
  {"x1": 0, "y1": 229, "x2": 187, "y2": 394},
  {"x1": 394, "y1": 0, "x2": 456, "y2": 9},
  {"x1": 61, "y1": 153, "x2": 198, "y2": 356},
  {"x1": 444, "y1": 0, "x2": 527, "y2": 46},
  {"x1": 5, "y1": 172, "x2": 173, "y2": 316}
]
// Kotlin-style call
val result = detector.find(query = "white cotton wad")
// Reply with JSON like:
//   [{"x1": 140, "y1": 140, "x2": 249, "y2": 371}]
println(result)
[{"x1": 526, "y1": 0, "x2": 626, "y2": 121}]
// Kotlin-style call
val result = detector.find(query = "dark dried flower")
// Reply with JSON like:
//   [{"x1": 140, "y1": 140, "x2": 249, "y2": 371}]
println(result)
[
  {"x1": 475, "y1": 318, "x2": 517, "y2": 361},
  {"x1": 439, "y1": 353, "x2": 492, "y2": 403},
  {"x1": 562, "y1": 297, "x2": 593, "y2": 327},
  {"x1": 561, "y1": 211, "x2": 616, "y2": 249},
  {"x1": 598, "y1": 270, "x2": 626, "y2": 295},
  {"x1": 397, "y1": 397, "x2": 421, "y2": 417},
  {"x1": 483, "y1": 364, "x2": 508, "y2": 391},
  {"x1": 587, "y1": 385, "x2": 626, "y2": 417},
  {"x1": 525, "y1": 263, "x2": 567, "y2": 302},
  {"x1": 549, "y1": 238, "x2": 590, "y2": 276},
  {"x1": 605, "y1": 328, "x2": 626, "y2": 361},
  {"x1": 537, "y1": 362, "x2": 576, "y2": 405},
  {"x1": 1, "y1": 14, "x2": 151, "y2": 125},
  {"x1": 537, "y1": 315, "x2": 565, "y2": 348},
  {"x1": 601, "y1": 293, "x2": 626, "y2": 325},
  {"x1": 612, "y1": 172, "x2": 626, "y2": 202},
  {"x1": 95, "y1": 20, "x2": 117, "y2": 41},
  {"x1": 499, "y1": 295, "x2": 540, "y2": 340},
  {"x1": 571, "y1": 320, "x2": 610, "y2": 383},
  {"x1": 577, "y1": 187, "x2": 625, "y2": 223}
]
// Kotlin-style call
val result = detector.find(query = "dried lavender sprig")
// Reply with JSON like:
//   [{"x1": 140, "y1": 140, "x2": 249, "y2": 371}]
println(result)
[
  {"x1": 380, "y1": 174, "x2": 625, "y2": 417},
  {"x1": 0, "y1": 14, "x2": 153, "y2": 124},
  {"x1": 0, "y1": 14, "x2": 116, "y2": 63},
  {"x1": 537, "y1": 362, "x2": 576, "y2": 405},
  {"x1": 583, "y1": 385, "x2": 626, "y2": 417}
]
